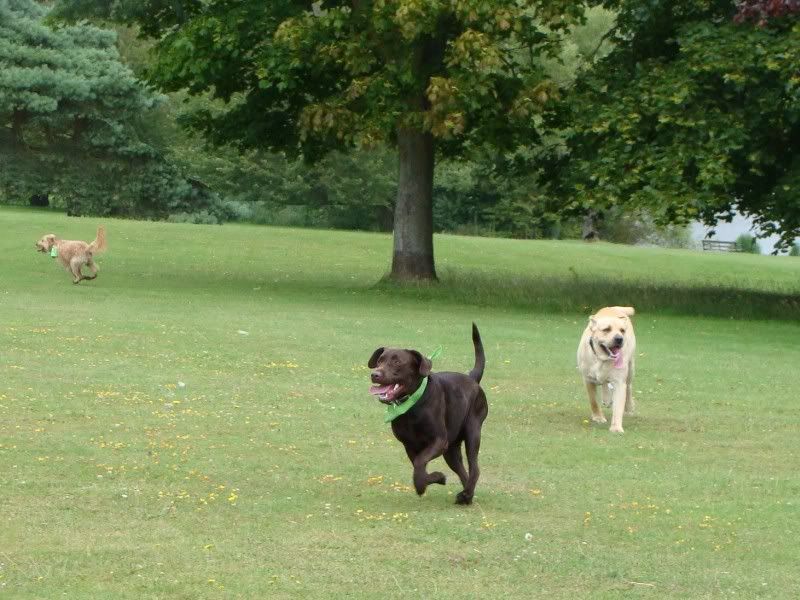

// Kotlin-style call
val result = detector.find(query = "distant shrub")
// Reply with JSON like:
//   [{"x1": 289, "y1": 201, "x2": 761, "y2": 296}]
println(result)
[
  {"x1": 596, "y1": 209, "x2": 692, "y2": 248},
  {"x1": 216, "y1": 199, "x2": 254, "y2": 222},
  {"x1": 238, "y1": 203, "x2": 314, "y2": 227},
  {"x1": 789, "y1": 243, "x2": 800, "y2": 257},
  {"x1": 167, "y1": 210, "x2": 220, "y2": 225},
  {"x1": 247, "y1": 202, "x2": 276, "y2": 225},
  {"x1": 735, "y1": 234, "x2": 761, "y2": 254},
  {"x1": 272, "y1": 205, "x2": 318, "y2": 228},
  {"x1": 450, "y1": 223, "x2": 503, "y2": 237},
  {"x1": 165, "y1": 196, "x2": 259, "y2": 225}
]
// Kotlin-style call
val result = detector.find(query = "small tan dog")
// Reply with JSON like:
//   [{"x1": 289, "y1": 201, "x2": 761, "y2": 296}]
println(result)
[
  {"x1": 577, "y1": 306, "x2": 636, "y2": 433},
  {"x1": 35, "y1": 226, "x2": 107, "y2": 284}
]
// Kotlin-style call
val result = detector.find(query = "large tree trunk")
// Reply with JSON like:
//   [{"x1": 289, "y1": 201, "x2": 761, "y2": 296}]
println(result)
[{"x1": 389, "y1": 128, "x2": 437, "y2": 281}]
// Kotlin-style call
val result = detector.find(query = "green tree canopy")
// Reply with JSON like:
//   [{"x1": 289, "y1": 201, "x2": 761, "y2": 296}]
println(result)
[
  {"x1": 0, "y1": 0, "x2": 155, "y2": 143},
  {"x1": 0, "y1": 0, "x2": 218, "y2": 219},
  {"x1": 56, "y1": 0, "x2": 597, "y2": 279},
  {"x1": 555, "y1": 0, "x2": 800, "y2": 250}
]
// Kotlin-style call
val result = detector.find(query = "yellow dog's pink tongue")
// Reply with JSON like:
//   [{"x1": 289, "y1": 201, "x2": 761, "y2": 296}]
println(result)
[{"x1": 613, "y1": 351, "x2": 624, "y2": 368}]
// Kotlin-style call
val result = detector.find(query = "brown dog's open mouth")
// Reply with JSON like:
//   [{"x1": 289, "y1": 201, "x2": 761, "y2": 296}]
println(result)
[{"x1": 369, "y1": 383, "x2": 406, "y2": 404}]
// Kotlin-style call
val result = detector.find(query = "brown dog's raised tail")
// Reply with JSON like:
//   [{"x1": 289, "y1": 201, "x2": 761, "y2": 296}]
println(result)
[
  {"x1": 88, "y1": 226, "x2": 107, "y2": 253},
  {"x1": 468, "y1": 322, "x2": 485, "y2": 383}
]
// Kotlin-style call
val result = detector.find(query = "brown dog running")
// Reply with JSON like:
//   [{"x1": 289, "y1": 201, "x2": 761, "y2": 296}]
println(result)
[
  {"x1": 35, "y1": 226, "x2": 107, "y2": 284},
  {"x1": 368, "y1": 323, "x2": 488, "y2": 505}
]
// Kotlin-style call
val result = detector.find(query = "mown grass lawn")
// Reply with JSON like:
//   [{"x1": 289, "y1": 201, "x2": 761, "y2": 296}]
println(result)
[{"x1": 1, "y1": 206, "x2": 799, "y2": 599}]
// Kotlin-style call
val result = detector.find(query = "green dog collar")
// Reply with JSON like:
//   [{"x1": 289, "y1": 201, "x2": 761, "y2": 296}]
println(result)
[
  {"x1": 384, "y1": 376, "x2": 428, "y2": 423},
  {"x1": 50, "y1": 246, "x2": 58, "y2": 258},
  {"x1": 384, "y1": 347, "x2": 441, "y2": 423}
]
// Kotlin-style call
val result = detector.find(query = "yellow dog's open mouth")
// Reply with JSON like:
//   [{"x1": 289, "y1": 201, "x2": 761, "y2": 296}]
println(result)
[
  {"x1": 600, "y1": 343, "x2": 620, "y2": 358},
  {"x1": 599, "y1": 342, "x2": 624, "y2": 368}
]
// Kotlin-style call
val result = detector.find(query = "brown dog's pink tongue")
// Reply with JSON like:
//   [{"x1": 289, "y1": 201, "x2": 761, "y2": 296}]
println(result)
[{"x1": 370, "y1": 385, "x2": 392, "y2": 396}]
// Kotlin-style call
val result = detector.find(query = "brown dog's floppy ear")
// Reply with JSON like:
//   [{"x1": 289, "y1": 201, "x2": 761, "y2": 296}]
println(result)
[
  {"x1": 409, "y1": 350, "x2": 432, "y2": 376},
  {"x1": 367, "y1": 347, "x2": 384, "y2": 368}
]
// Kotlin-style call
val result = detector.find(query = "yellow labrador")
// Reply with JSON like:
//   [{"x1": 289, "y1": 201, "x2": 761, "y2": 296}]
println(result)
[
  {"x1": 577, "y1": 306, "x2": 636, "y2": 433},
  {"x1": 35, "y1": 226, "x2": 107, "y2": 284}
]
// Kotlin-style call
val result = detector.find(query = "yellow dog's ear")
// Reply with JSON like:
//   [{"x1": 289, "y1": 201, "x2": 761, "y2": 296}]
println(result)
[{"x1": 589, "y1": 315, "x2": 597, "y2": 328}]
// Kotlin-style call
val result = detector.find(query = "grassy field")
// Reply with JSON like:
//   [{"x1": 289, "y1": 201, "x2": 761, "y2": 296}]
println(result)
[{"x1": 1, "y1": 206, "x2": 799, "y2": 599}]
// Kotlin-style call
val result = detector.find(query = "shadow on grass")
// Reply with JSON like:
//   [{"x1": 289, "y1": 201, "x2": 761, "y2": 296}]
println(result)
[
  {"x1": 375, "y1": 268, "x2": 800, "y2": 321},
  {"x1": 100, "y1": 261, "x2": 799, "y2": 322}
]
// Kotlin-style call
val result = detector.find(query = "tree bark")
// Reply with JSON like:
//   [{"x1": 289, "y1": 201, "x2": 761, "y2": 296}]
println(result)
[{"x1": 389, "y1": 128, "x2": 437, "y2": 281}]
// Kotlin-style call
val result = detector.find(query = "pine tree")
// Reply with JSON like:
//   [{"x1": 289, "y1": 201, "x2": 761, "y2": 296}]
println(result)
[{"x1": 0, "y1": 0, "x2": 216, "y2": 218}]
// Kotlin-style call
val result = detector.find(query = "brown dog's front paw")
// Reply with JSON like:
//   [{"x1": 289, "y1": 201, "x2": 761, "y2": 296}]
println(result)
[
  {"x1": 455, "y1": 491, "x2": 473, "y2": 505},
  {"x1": 413, "y1": 471, "x2": 447, "y2": 495},
  {"x1": 413, "y1": 473, "x2": 428, "y2": 496}
]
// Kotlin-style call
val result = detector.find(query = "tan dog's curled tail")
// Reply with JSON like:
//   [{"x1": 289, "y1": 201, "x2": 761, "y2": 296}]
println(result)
[
  {"x1": 89, "y1": 226, "x2": 107, "y2": 253},
  {"x1": 615, "y1": 306, "x2": 635, "y2": 317}
]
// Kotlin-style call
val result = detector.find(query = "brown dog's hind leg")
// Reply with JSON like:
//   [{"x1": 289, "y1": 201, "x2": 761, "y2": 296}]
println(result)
[
  {"x1": 443, "y1": 443, "x2": 469, "y2": 488},
  {"x1": 457, "y1": 424, "x2": 481, "y2": 505}
]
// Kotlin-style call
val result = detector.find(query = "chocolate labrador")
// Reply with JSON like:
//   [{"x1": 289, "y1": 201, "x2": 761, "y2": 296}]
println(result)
[{"x1": 368, "y1": 323, "x2": 487, "y2": 505}]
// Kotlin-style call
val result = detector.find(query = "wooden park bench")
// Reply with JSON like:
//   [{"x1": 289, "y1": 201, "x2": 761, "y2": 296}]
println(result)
[{"x1": 701, "y1": 239, "x2": 740, "y2": 252}]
